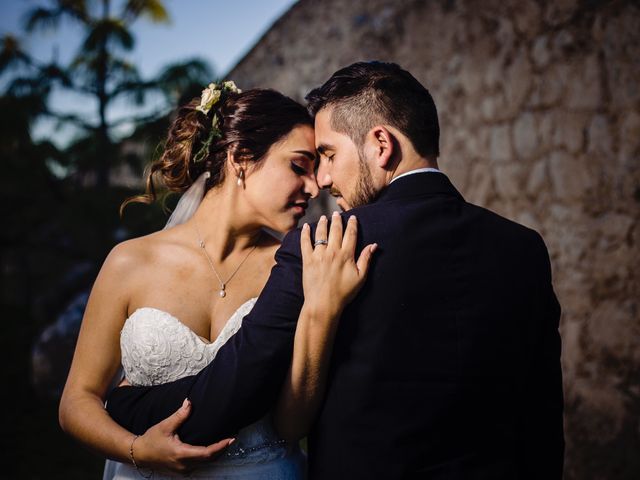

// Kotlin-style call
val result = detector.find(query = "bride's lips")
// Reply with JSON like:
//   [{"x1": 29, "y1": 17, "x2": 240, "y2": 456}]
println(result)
[{"x1": 289, "y1": 201, "x2": 308, "y2": 217}]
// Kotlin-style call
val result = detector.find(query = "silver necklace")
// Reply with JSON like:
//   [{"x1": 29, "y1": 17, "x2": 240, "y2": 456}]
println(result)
[{"x1": 194, "y1": 222, "x2": 260, "y2": 298}]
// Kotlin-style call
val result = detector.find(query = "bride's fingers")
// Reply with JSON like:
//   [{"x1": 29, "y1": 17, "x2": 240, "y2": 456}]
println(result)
[
  {"x1": 181, "y1": 437, "x2": 236, "y2": 463},
  {"x1": 158, "y1": 398, "x2": 191, "y2": 433},
  {"x1": 342, "y1": 215, "x2": 358, "y2": 258},
  {"x1": 356, "y1": 243, "x2": 378, "y2": 278},
  {"x1": 327, "y1": 211, "x2": 343, "y2": 250},
  {"x1": 314, "y1": 215, "x2": 328, "y2": 249},
  {"x1": 300, "y1": 223, "x2": 312, "y2": 260}
]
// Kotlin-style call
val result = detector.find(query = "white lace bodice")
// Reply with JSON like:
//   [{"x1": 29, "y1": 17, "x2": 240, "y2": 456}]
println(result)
[
  {"x1": 120, "y1": 298, "x2": 257, "y2": 386},
  {"x1": 107, "y1": 296, "x2": 305, "y2": 479}
]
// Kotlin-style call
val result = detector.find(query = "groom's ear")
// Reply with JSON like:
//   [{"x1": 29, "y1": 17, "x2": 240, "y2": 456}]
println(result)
[{"x1": 366, "y1": 125, "x2": 394, "y2": 169}]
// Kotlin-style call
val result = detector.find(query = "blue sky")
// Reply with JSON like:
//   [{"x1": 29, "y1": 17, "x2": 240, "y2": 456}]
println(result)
[{"x1": 0, "y1": 0, "x2": 297, "y2": 145}]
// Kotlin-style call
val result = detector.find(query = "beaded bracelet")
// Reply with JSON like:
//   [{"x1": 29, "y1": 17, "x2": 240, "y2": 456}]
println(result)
[{"x1": 129, "y1": 434, "x2": 154, "y2": 479}]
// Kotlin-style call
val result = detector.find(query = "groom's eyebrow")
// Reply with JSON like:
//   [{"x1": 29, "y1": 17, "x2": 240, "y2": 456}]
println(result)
[
  {"x1": 292, "y1": 149, "x2": 316, "y2": 162},
  {"x1": 316, "y1": 144, "x2": 334, "y2": 156}
]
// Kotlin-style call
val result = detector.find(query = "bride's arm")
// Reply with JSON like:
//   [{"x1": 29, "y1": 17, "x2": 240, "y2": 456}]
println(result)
[
  {"x1": 275, "y1": 213, "x2": 377, "y2": 440},
  {"x1": 59, "y1": 244, "x2": 140, "y2": 462},
  {"x1": 59, "y1": 243, "x2": 230, "y2": 473}
]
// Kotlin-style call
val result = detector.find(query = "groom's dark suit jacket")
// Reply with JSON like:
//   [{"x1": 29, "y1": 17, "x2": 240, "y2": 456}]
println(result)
[{"x1": 107, "y1": 172, "x2": 563, "y2": 479}]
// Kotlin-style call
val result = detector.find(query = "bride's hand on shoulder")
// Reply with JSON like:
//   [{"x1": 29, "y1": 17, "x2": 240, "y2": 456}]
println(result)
[{"x1": 300, "y1": 211, "x2": 377, "y2": 318}]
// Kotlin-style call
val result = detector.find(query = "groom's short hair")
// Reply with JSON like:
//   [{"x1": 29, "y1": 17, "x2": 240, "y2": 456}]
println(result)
[{"x1": 305, "y1": 61, "x2": 440, "y2": 158}]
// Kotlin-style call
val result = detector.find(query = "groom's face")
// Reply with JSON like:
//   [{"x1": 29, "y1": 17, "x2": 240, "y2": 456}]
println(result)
[{"x1": 314, "y1": 108, "x2": 376, "y2": 211}]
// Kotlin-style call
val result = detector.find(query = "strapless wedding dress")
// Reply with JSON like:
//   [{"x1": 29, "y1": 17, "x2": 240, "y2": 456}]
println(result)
[{"x1": 103, "y1": 298, "x2": 306, "y2": 479}]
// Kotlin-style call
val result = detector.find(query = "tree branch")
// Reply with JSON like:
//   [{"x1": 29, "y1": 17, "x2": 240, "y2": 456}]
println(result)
[
  {"x1": 108, "y1": 107, "x2": 171, "y2": 128},
  {"x1": 42, "y1": 109, "x2": 96, "y2": 131}
]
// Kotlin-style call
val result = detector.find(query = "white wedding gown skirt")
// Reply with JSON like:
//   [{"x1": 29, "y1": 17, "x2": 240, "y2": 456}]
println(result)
[{"x1": 103, "y1": 298, "x2": 306, "y2": 479}]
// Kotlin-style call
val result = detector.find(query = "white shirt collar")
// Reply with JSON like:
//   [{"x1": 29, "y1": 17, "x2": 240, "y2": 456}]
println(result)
[{"x1": 390, "y1": 167, "x2": 443, "y2": 184}]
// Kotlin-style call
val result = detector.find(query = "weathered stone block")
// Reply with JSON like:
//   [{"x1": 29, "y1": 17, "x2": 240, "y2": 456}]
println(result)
[
  {"x1": 619, "y1": 110, "x2": 640, "y2": 160},
  {"x1": 587, "y1": 114, "x2": 614, "y2": 157},
  {"x1": 532, "y1": 34, "x2": 551, "y2": 68},
  {"x1": 466, "y1": 163, "x2": 494, "y2": 206},
  {"x1": 489, "y1": 124, "x2": 512, "y2": 163},
  {"x1": 544, "y1": 0, "x2": 579, "y2": 27},
  {"x1": 513, "y1": 112, "x2": 538, "y2": 159},
  {"x1": 528, "y1": 67, "x2": 565, "y2": 108},
  {"x1": 595, "y1": 212, "x2": 634, "y2": 250},
  {"x1": 569, "y1": 377, "x2": 628, "y2": 445},
  {"x1": 474, "y1": 126, "x2": 492, "y2": 161},
  {"x1": 602, "y1": 2, "x2": 640, "y2": 108},
  {"x1": 608, "y1": 59, "x2": 640, "y2": 110},
  {"x1": 481, "y1": 93, "x2": 509, "y2": 122},
  {"x1": 552, "y1": 28, "x2": 576, "y2": 60},
  {"x1": 494, "y1": 163, "x2": 525, "y2": 199},
  {"x1": 512, "y1": 0, "x2": 542, "y2": 40},
  {"x1": 548, "y1": 151, "x2": 591, "y2": 200},
  {"x1": 566, "y1": 55, "x2": 602, "y2": 110},
  {"x1": 527, "y1": 159, "x2": 548, "y2": 196},
  {"x1": 553, "y1": 112, "x2": 588, "y2": 154},
  {"x1": 503, "y1": 49, "x2": 533, "y2": 114},
  {"x1": 538, "y1": 110, "x2": 556, "y2": 151},
  {"x1": 459, "y1": 61, "x2": 483, "y2": 96},
  {"x1": 588, "y1": 300, "x2": 639, "y2": 362},
  {"x1": 484, "y1": 58, "x2": 503, "y2": 89}
]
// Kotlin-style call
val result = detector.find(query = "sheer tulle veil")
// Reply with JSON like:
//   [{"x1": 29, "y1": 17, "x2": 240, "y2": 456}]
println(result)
[{"x1": 163, "y1": 172, "x2": 208, "y2": 229}]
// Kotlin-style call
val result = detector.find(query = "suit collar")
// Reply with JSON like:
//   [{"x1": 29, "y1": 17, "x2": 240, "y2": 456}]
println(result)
[{"x1": 373, "y1": 171, "x2": 464, "y2": 204}]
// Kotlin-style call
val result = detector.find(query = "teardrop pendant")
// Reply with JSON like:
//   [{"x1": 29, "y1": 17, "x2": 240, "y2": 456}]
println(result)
[{"x1": 219, "y1": 284, "x2": 226, "y2": 298}]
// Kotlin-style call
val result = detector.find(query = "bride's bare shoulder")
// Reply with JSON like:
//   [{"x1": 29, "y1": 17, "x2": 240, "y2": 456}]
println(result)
[{"x1": 102, "y1": 228, "x2": 183, "y2": 273}]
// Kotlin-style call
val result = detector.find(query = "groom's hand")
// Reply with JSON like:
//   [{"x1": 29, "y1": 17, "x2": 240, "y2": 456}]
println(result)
[{"x1": 135, "y1": 398, "x2": 235, "y2": 474}]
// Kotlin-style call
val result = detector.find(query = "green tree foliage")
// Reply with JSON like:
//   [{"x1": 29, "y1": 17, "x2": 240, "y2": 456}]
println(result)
[
  {"x1": 1, "y1": 4, "x2": 218, "y2": 475},
  {"x1": 1, "y1": 0, "x2": 215, "y2": 314},
  {"x1": 1, "y1": 0, "x2": 215, "y2": 339},
  {"x1": 1, "y1": 0, "x2": 213, "y2": 187}
]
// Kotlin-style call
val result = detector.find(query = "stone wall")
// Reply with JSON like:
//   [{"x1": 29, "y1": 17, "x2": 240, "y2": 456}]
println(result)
[{"x1": 227, "y1": 0, "x2": 640, "y2": 478}]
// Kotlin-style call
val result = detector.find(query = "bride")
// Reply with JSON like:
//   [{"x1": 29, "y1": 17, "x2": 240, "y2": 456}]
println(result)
[{"x1": 59, "y1": 82, "x2": 375, "y2": 478}]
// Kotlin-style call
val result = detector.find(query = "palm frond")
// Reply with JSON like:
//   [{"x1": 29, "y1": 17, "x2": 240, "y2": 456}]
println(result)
[
  {"x1": 59, "y1": 0, "x2": 90, "y2": 22},
  {"x1": 83, "y1": 19, "x2": 135, "y2": 52},
  {"x1": 40, "y1": 63, "x2": 73, "y2": 88},
  {"x1": 0, "y1": 35, "x2": 33, "y2": 76},
  {"x1": 156, "y1": 58, "x2": 214, "y2": 103},
  {"x1": 121, "y1": 0, "x2": 169, "y2": 24},
  {"x1": 24, "y1": 7, "x2": 62, "y2": 32}
]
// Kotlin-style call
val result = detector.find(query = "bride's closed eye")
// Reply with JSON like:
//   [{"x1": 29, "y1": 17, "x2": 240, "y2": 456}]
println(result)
[{"x1": 290, "y1": 162, "x2": 309, "y2": 175}]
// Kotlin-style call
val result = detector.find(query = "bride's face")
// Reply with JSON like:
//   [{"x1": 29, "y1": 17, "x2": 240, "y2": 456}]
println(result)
[{"x1": 242, "y1": 124, "x2": 319, "y2": 232}]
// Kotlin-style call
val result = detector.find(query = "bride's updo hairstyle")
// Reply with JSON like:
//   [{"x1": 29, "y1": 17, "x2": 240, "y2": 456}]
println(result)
[{"x1": 122, "y1": 87, "x2": 312, "y2": 212}]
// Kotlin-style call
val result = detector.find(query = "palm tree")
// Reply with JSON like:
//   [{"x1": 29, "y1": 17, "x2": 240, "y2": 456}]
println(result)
[
  {"x1": 2, "y1": 0, "x2": 206, "y2": 188},
  {"x1": 28, "y1": 0, "x2": 169, "y2": 187}
]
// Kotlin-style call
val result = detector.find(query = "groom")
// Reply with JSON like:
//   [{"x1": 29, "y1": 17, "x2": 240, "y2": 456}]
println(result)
[{"x1": 107, "y1": 62, "x2": 564, "y2": 478}]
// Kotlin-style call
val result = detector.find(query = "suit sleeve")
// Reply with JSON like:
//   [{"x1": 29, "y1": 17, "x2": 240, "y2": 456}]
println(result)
[
  {"x1": 523, "y1": 233, "x2": 564, "y2": 479},
  {"x1": 105, "y1": 229, "x2": 304, "y2": 445}
]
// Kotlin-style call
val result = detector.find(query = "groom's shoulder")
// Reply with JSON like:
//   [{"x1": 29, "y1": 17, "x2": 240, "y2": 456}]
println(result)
[
  {"x1": 277, "y1": 226, "x2": 303, "y2": 259},
  {"x1": 464, "y1": 200, "x2": 549, "y2": 253}
]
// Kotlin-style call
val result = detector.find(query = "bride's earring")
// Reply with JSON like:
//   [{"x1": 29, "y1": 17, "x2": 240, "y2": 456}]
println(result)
[{"x1": 237, "y1": 169, "x2": 245, "y2": 187}]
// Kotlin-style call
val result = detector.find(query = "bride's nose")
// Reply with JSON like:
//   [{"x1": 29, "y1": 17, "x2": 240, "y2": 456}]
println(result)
[{"x1": 303, "y1": 173, "x2": 320, "y2": 199}]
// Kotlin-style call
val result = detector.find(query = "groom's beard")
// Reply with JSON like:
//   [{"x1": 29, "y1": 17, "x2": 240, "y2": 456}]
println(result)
[
  {"x1": 349, "y1": 151, "x2": 376, "y2": 209},
  {"x1": 330, "y1": 151, "x2": 376, "y2": 211}
]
